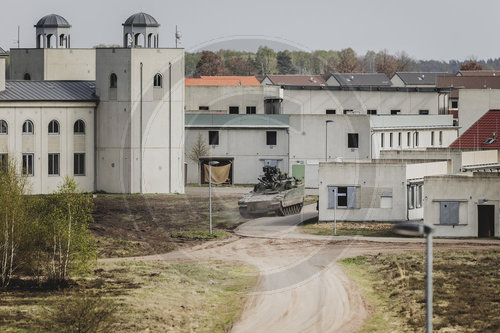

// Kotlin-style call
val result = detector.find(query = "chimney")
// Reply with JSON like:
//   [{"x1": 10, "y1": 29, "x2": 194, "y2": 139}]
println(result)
[{"x1": 0, "y1": 58, "x2": 5, "y2": 91}]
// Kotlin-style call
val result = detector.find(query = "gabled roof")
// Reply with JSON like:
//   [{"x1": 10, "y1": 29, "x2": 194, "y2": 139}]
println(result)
[
  {"x1": 0, "y1": 46, "x2": 6, "y2": 54},
  {"x1": 437, "y1": 76, "x2": 500, "y2": 98},
  {"x1": 457, "y1": 70, "x2": 500, "y2": 77},
  {"x1": 393, "y1": 72, "x2": 447, "y2": 85},
  {"x1": 0, "y1": 81, "x2": 98, "y2": 102},
  {"x1": 185, "y1": 76, "x2": 261, "y2": 86},
  {"x1": 449, "y1": 110, "x2": 500, "y2": 149},
  {"x1": 264, "y1": 75, "x2": 327, "y2": 87},
  {"x1": 330, "y1": 73, "x2": 391, "y2": 86}
]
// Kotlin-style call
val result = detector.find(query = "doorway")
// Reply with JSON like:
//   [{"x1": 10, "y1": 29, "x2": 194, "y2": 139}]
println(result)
[{"x1": 478, "y1": 205, "x2": 495, "y2": 237}]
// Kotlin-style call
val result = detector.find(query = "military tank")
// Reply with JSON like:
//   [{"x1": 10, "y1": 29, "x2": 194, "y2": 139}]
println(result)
[{"x1": 238, "y1": 166, "x2": 305, "y2": 218}]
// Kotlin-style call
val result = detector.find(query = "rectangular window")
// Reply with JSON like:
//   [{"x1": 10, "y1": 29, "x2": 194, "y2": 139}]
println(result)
[
  {"x1": 347, "y1": 133, "x2": 359, "y2": 148},
  {"x1": 407, "y1": 186, "x2": 415, "y2": 209},
  {"x1": 407, "y1": 132, "x2": 411, "y2": 147},
  {"x1": 389, "y1": 133, "x2": 393, "y2": 147},
  {"x1": 391, "y1": 110, "x2": 400, "y2": 115},
  {"x1": 22, "y1": 153, "x2": 34, "y2": 176},
  {"x1": 229, "y1": 106, "x2": 239, "y2": 114},
  {"x1": 326, "y1": 109, "x2": 336, "y2": 114},
  {"x1": 431, "y1": 131, "x2": 435, "y2": 146},
  {"x1": 416, "y1": 185, "x2": 423, "y2": 208},
  {"x1": 439, "y1": 131, "x2": 443, "y2": 146},
  {"x1": 419, "y1": 110, "x2": 429, "y2": 115},
  {"x1": 198, "y1": 106, "x2": 209, "y2": 111},
  {"x1": 451, "y1": 101, "x2": 458, "y2": 109},
  {"x1": 381, "y1": 133, "x2": 385, "y2": 148},
  {"x1": 266, "y1": 131, "x2": 277, "y2": 145},
  {"x1": 398, "y1": 132, "x2": 402, "y2": 147},
  {"x1": 246, "y1": 106, "x2": 256, "y2": 114},
  {"x1": 74, "y1": 153, "x2": 85, "y2": 176},
  {"x1": 48, "y1": 153, "x2": 60, "y2": 176},
  {"x1": 328, "y1": 186, "x2": 357, "y2": 209},
  {"x1": 0, "y1": 153, "x2": 7, "y2": 173},
  {"x1": 415, "y1": 132, "x2": 419, "y2": 146},
  {"x1": 208, "y1": 131, "x2": 219, "y2": 145},
  {"x1": 439, "y1": 201, "x2": 459, "y2": 225},
  {"x1": 343, "y1": 109, "x2": 353, "y2": 114},
  {"x1": 367, "y1": 109, "x2": 377, "y2": 115}
]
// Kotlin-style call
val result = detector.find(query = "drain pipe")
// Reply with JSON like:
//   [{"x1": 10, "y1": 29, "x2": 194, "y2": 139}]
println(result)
[
  {"x1": 140, "y1": 62, "x2": 143, "y2": 193},
  {"x1": 169, "y1": 62, "x2": 172, "y2": 193}
]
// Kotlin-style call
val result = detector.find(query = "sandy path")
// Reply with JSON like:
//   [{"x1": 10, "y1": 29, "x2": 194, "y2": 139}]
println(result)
[{"x1": 100, "y1": 204, "x2": 499, "y2": 333}]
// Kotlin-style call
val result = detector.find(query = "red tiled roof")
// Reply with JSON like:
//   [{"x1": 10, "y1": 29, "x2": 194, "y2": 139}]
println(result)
[
  {"x1": 264, "y1": 75, "x2": 327, "y2": 86},
  {"x1": 449, "y1": 110, "x2": 500, "y2": 149},
  {"x1": 185, "y1": 76, "x2": 261, "y2": 86}
]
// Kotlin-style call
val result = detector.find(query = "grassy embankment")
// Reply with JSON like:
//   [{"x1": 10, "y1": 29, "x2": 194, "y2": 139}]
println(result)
[
  {"x1": 341, "y1": 250, "x2": 499, "y2": 332},
  {"x1": 300, "y1": 219, "x2": 399, "y2": 237}
]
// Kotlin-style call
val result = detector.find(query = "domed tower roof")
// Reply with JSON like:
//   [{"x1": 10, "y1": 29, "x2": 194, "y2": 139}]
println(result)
[
  {"x1": 34, "y1": 14, "x2": 71, "y2": 28},
  {"x1": 123, "y1": 13, "x2": 160, "y2": 27}
]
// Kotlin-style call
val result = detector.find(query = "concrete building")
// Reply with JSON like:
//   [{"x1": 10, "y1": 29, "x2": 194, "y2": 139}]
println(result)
[
  {"x1": 318, "y1": 160, "x2": 450, "y2": 222},
  {"x1": 1, "y1": 13, "x2": 185, "y2": 194},
  {"x1": 424, "y1": 173, "x2": 499, "y2": 237},
  {"x1": 185, "y1": 114, "x2": 289, "y2": 184},
  {"x1": 391, "y1": 72, "x2": 447, "y2": 88}
]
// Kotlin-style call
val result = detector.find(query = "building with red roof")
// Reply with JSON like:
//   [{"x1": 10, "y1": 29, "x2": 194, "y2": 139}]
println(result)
[{"x1": 450, "y1": 110, "x2": 500, "y2": 149}]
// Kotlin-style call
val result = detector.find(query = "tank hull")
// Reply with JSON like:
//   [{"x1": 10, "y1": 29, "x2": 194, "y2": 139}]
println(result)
[{"x1": 238, "y1": 184, "x2": 304, "y2": 217}]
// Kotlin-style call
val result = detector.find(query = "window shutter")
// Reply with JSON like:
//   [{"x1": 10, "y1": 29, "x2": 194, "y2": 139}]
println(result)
[
  {"x1": 347, "y1": 186, "x2": 357, "y2": 208},
  {"x1": 328, "y1": 186, "x2": 337, "y2": 209}
]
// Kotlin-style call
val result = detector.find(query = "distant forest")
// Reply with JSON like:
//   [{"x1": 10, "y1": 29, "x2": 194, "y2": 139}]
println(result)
[{"x1": 186, "y1": 47, "x2": 500, "y2": 78}]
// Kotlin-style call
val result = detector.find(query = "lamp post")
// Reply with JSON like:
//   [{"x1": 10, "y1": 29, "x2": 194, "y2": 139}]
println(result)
[
  {"x1": 392, "y1": 223, "x2": 434, "y2": 333},
  {"x1": 207, "y1": 161, "x2": 219, "y2": 234},
  {"x1": 325, "y1": 120, "x2": 333, "y2": 162}
]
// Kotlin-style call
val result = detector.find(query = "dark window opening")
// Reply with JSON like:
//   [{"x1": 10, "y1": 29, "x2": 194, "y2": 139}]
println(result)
[
  {"x1": 22, "y1": 120, "x2": 34, "y2": 134},
  {"x1": 208, "y1": 131, "x2": 219, "y2": 145},
  {"x1": 74, "y1": 120, "x2": 85, "y2": 134},
  {"x1": 153, "y1": 73, "x2": 162, "y2": 87},
  {"x1": 0, "y1": 120, "x2": 7, "y2": 134},
  {"x1": 347, "y1": 133, "x2": 359, "y2": 148},
  {"x1": 343, "y1": 109, "x2": 353, "y2": 114},
  {"x1": 110, "y1": 73, "x2": 117, "y2": 88},
  {"x1": 74, "y1": 153, "x2": 85, "y2": 176},
  {"x1": 0, "y1": 154, "x2": 8, "y2": 173},
  {"x1": 199, "y1": 106, "x2": 209, "y2": 111},
  {"x1": 229, "y1": 106, "x2": 239, "y2": 114},
  {"x1": 22, "y1": 153, "x2": 34, "y2": 176},
  {"x1": 246, "y1": 106, "x2": 256, "y2": 114},
  {"x1": 266, "y1": 131, "x2": 277, "y2": 145},
  {"x1": 337, "y1": 187, "x2": 348, "y2": 207},
  {"x1": 48, "y1": 120, "x2": 60, "y2": 134},
  {"x1": 391, "y1": 110, "x2": 401, "y2": 115},
  {"x1": 326, "y1": 109, "x2": 336, "y2": 114},
  {"x1": 48, "y1": 153, "x2": 60, "y2": 176},
  {"x1": 419, "y1": 110, "x2": 429, "y2": 115},
  {"x1": 24, "y1": 73, "x2": 31, "y2": 81},
  {"x1": 367, "y1": 109, "x2": 377, "y2": 115},
  {"x1": 451, "y1": 101, "x2": 458, "y2": 109}
]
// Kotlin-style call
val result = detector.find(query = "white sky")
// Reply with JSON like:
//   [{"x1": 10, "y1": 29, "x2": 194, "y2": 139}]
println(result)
[{"x1": 1, "y1": 0, "x2": 499, "y2": 60}]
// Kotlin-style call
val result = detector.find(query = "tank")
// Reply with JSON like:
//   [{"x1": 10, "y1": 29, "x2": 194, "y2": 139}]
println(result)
[{"x1": 238, "y1": 166, "x2": 305, "y2": 218}]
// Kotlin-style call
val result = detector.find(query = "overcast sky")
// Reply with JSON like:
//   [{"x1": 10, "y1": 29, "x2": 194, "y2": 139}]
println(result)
[{"x1": 1, "y1": 0, "x2": 499, "y2": 60}]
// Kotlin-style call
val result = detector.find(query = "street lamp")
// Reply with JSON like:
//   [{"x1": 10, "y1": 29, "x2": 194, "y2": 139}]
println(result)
[
  {"x1": 325, "y1": 120, "x2": 333, "y2": 162},
  {"x1": 207, "y1": 160, "x2": 219, "y2": 234},
  {"x1": 392, "y1": 223, "x2": 434, "y2": 333}
]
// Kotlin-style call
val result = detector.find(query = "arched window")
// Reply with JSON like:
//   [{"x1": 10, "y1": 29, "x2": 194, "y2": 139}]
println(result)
[
  {"x1": 153, "y1": 73, "x2": 163, "y2": 88},
  {"x1": 24, "y1": 73, "x2": 31, "y2": 81},
  {"x1": 22, "y1": 120, "x2": 34, "y2": 134},
  {"x1": 74, "y1": 120, "x2": 85, "y2": 134},
  {"x1": 0, "y1": 120, "x2": 7, "y2": 134},
  {"x1": 59, "y1": 34, "x2": 65, "y2": 47},
  {"x1": 110, "y1": 73, "x2": 117, "y2": 88},
  {"x1": 48, "y1": 120, "x2": 60, "y2": 134}
]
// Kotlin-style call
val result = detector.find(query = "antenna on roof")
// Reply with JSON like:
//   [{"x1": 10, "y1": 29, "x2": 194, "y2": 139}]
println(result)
[{"x1": 175, "y1": 25, "x2": 182, "y2": 48}]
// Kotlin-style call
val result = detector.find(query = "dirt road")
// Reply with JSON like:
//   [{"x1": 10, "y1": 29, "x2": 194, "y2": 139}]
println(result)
[{"x1": 101, "y1": 204, "x2": 499, "y2": 332}]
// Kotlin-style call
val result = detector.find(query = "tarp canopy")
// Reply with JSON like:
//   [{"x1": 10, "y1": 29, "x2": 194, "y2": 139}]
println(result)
[{"x1": 204, "y1": 163, "x2": 231, "y2": 184}]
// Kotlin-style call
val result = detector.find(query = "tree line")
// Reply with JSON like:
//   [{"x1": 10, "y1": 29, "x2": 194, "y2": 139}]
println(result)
[
  {"x1": 187, "y1": 47, "x2": 500, "y2": 78},
  {"x1": 0, "y1": 160, "x2": 95, "y2": 288}
]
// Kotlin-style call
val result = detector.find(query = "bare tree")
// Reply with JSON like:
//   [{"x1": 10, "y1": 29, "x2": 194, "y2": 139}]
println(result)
[{"x1": 188, "y1": 133, "x2": 209, "y2": 184}]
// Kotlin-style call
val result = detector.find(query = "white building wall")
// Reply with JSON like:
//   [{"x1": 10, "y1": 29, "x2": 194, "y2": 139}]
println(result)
[
  {"x1": 424, "y1": 174, "x2": 500, "y2": 237},
  {"x1": 185, "y1": 127, "x2": 288, "y2": 184},
  {"x1": 457, "y1": 89, "x2": 500, "y2": 134},
  {"x1": 0, "y1": 102, "x2": 95, "y2": 194},
  {"x1": 185, "y1": 85, "x2": 265, "y2": 113},
  {"x1": 281, "y1": 89, "x2": 439, "y2": 115}
]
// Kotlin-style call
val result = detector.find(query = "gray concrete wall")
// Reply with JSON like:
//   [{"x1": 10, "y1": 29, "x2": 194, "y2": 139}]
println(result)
[
  {"x1": 185, "y1": 127, "x2": 289, "y2": 184},
  {"x1": 424, "y1": 174, "x2": 500, "y2": 237},
  {"x1": 10, "y1": 49, "x2": 96, "y2": 81}
]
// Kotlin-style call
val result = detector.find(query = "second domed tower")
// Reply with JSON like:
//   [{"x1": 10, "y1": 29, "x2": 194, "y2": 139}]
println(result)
[{"x1": 122, "y1": 12, "x2": 160, "y2": 48}]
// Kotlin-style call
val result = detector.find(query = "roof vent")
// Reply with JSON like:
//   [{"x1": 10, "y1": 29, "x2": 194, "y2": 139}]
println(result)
[{"x1": 483, "y1": 132, "x2": 496, "y2": 144}]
